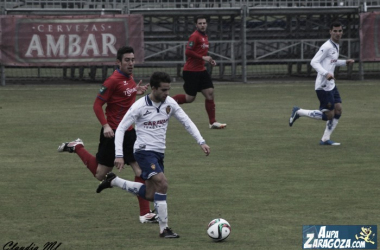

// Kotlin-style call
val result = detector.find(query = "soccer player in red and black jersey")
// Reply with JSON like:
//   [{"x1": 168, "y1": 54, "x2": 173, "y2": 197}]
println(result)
[
  {"x1": 58, "y1": 46, "x2": 158, "y2": 223},
  {"x1": 172, "y1": 15, "x2": 226, "y2": 129}
]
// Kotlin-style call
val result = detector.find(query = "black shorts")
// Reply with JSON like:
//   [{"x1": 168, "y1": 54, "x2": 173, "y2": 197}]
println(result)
[
  {"x1": 182, "y1": 70, "x2": 214, "y2": 96},
  {"x1": 96, "y1": 128, "x2": 136, "y2": 168}
]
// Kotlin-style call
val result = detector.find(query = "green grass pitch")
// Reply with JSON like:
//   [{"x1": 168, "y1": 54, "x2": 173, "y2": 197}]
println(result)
[{"x1": 0, "y1": 79, "x2": 379, "y2": 250}]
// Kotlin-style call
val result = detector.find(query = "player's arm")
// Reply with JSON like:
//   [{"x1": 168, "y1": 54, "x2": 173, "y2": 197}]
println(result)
[
  {"x1": 171, "y1": 101, "x2": 210, "y2": 156},
  {"x1": 93, "y1": 97, "x2": 114, "y2": 138},
  {"x1": 310, "y1": 46, "x2": 330, "y2": 78},
  {"x1": 185, "y1": 40, "x2": 215, "y2": 66},
  {"x1": 337, "y1": 59, "x2": 354, "y2": 67},
  {"x1": 114, "y1": 106, "x2": 138, "y2": 169}
]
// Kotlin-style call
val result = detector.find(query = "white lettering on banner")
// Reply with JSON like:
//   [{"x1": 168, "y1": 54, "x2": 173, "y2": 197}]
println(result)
[
  {"x1": 102, "y1": 34, "x2": 117, "y2": 56},
  {"x1": 24, "y1": 33, "x2": 117, "y2": 57},
  {"x1": 82, "y1": 34, "x2": 99, "y2": 56},
  {"x1": 318, "y1": 226, "x2": 339, "y2": 239},
  {"x1": 25, "y1": 35, "x2": 44, "y2": 57},
  {"x1": 47, "y1": 35, "x2": 65, "y2": 57},
  {"x1": 68, "y1": 35, "x2": 81, "y2": 56},
  {"x1": 36, "y1": 24, "x2": 106, "y2": 33}
]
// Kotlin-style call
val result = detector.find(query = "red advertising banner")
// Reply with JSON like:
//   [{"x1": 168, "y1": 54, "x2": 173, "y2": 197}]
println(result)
[
  {"x1": 360, "y1": 11, "x2": 380, "y2": 61},
  {"x1": 0, "y1": 15, "x2": 144, "y2": 66}
]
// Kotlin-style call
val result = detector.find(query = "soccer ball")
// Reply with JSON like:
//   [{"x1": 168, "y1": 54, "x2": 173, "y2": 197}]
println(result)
[{"x1": 207, "y1": 218, "x2": 231, "y2": 241}]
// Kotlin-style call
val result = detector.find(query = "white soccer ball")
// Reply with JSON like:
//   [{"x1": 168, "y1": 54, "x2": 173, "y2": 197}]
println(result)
[{"x1": 207, "y1": 218, "x2": 231, "y2": 241}]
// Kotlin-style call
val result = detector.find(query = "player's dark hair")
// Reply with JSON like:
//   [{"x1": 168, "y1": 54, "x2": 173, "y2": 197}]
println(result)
[
  {"x1": 330, "y1": 21, "x2": 342, "y2": 30},
  {"x1": 117, "y1": 46, "x2": 134, "y2": 61},
  {"x1": 150, "y1": 72, "x2": 171, "y2": 88},
  {"x1": 194, "y1": 15, "x2": 208, "y2": 24}
]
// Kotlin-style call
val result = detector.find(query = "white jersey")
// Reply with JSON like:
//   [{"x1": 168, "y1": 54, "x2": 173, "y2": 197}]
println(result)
[
  {"x1": 115, "y1": 95, "x2": 205, "y2": 156},
  {"x1": 310, "y1": 39, "x2": 347, "y2": 91}
]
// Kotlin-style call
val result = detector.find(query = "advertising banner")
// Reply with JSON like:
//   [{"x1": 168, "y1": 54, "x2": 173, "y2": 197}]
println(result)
[
  {"x1": 360, "y1": 11, "x2": 380, "y2": 61},
  {"x1": 0, "y1": 15, "x2": 144, "y2": 66},
  {"x1": 303, "y1": 225, "x2": 377, "y2": 249}
]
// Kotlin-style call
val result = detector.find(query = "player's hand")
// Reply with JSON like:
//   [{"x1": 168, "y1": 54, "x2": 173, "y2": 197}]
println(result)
[
  {"x1": 326, "y1": 73, "x2": 335, "y2": 81},
  {"x1": 136, "y1": 80, "x2": 149, "y2": 95},
  {"x1": 200, "y1": 144, "x2": 210, "y2": 156},
  {"x1": 103, "y1": 124, "x2": 114, "y2": 138},
  {"x1": 114, "y1": 157, "x2": 125, "y2": 171},
  {"x1": 202, "y1": 56, "x2": 215, "y2": 65},
  {"x1": 346, "y1": 59, "x2": 355, "y2": 65}
]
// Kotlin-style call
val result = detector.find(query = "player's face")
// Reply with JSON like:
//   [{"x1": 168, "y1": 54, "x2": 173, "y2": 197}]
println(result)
[
  {"x1": 329, "y1": 26, "x2": 343, "y2": 43},
  {"x1": 151, "y1": 82, "x2": 171, "y2": 102},
  {"x1": 196, "y1": 18, "x2": 207, "y2": 33},
  {"x1": 118, "y1": 53, "x2": 135, "y2": 75}
]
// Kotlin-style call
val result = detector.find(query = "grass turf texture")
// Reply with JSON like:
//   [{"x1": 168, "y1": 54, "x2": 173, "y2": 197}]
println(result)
[{"x1": 0, "y1": 80, "x2": 379, "y2": 250}]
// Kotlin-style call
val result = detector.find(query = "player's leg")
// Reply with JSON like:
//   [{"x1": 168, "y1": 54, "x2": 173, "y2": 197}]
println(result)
[
  {"x1": 321, "y1": 88, "x2": 342, "y2": 145},
  {"x1": 121, "y1": 129, "x2": 157, "y2": 223},
  {"x1": 95, "y1": 129, "x2": 117, "y2": 180},
  {"x1": 290, "y1": 90, "x2": 332, "y2": 127},
  {"x1": 172, "y1": 71, "x2": 197, "y2": 104},
  {"x1": 96, "y1": 151, "x2": 160, "y2": 201},
  {"x1": 200, "y1": 71, "x2": 226, "y2": 129},
  {"x1": 149, "y1": 172, "x2": 179, "y2": 238},
  {"x1": 129, "y1": 161, "x2": 158, "y2": 223},
  {"x1": 101, "y1": 150, "x2": 178, "y2": 238},
  {"x1": 95, "y1": 164, "x2": 113, "y2": 180},
  {"x1": 57, "y1": 138, "x2": 98, "y2": 176},
  {"x1": 149, "y1": 173, "x2": 168, "y2": 227}
]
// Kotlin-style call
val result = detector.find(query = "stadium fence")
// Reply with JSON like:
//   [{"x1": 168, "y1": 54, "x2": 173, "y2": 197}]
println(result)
[{"x1": 1, "y1": 0, "x2": 380, "y2": 84}]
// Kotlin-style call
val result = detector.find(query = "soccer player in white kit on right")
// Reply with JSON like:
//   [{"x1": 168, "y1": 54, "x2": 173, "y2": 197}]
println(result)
[
  {"x1": 289, "y1": 21, "x2": 355, "y2": 145},
  {"x1": 96, "y1": 72, "x2": 210, "y2": 238}
]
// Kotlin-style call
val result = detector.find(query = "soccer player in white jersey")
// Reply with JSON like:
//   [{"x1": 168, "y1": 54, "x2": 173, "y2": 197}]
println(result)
[
  {"x1": 289, "y1": 21, "x2": 355, "y2": 145},
  {"x1": 96, "y1": 72, "x2": 210, "y2": 238}
]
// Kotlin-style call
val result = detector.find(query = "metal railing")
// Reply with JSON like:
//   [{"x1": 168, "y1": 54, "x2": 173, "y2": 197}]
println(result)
[{"x1": 1, "y1": 0, "x2": 380, "y2": 10}]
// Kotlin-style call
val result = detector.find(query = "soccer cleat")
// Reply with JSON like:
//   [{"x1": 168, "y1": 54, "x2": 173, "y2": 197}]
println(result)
[
  {"x1": 319, "y1": 140, "x2": 341, "y2": 146},
  {"x1": 289, "y1": 106, "x2": 300, "y2": 127},
  {"x1": 57, "y1": 138, "x2": 83, "y2": 153},
  {"x1": 96, "y1": 172, "x2": 116, "y2": 193},
  {"x1": 139, "y1": 212, "x2": 158, "y2": 223},
  {"x1": 159, "y1": 227, "x2": 180, "y2": 238},
  {"x1": 209, "y1": 122, "x2": 227, "y2": 129}
]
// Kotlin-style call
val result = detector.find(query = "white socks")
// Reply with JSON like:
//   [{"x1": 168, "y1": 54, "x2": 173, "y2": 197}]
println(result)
[
  {"x1": 297, "y1": 109, "x2": 323, "y2": 120},
  {"x1": 110, "y1": 178, "x2": 170, "y2": 233},
  {"x1": 321, "y1": 118, "x2": 339, "y2": 141},
  {"x1": 154, "y1": 193, "x2": 168, "y2": 232},
  {"x1": 297, "y1": 109, "x2": 340, "y2": 141},
  {"x1": 111, "y1": 177, "x2": 144, "y2": 196}
]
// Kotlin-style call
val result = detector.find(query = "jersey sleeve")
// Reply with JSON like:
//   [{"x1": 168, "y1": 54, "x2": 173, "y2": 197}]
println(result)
[
  {"x1": 93, "y1": 97, "x2": 107, "y2": 126},
  {"x1": 185, "y1": 34, "x2": 203, "y2": 59},
  {"x1": 114, "y1": 103, "x2": 140, "y2": 157},
  {"x1": 310, "y1": 45, "x2": 330, "y2": 76},
  {"x1": 94, "y1": 78, "x2": 116, "y2": 126},
  {"x1": 336, "y1": 59, "x2": 347, "y2": 67},
  {"x1": 96, "y1": 78, "x2": 115, "y2": 102},
  {"x1": 170, "y1": 99, "x2": 205, "y2": 145}
]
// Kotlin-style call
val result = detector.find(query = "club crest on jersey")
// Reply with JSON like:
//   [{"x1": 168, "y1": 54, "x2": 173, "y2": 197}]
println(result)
[
  {"x1": 99, "y1": 86, "x2": 107, "y2": 94},
  {"x1": 166, "y1": 105, "x2": 171, "y2": 114},
  {"x1": 151, "y1": 163, "x2": 156, "y2": 170},
  {"x1": 188, "y1": 41, "x2": 194, "y2": 47}
]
